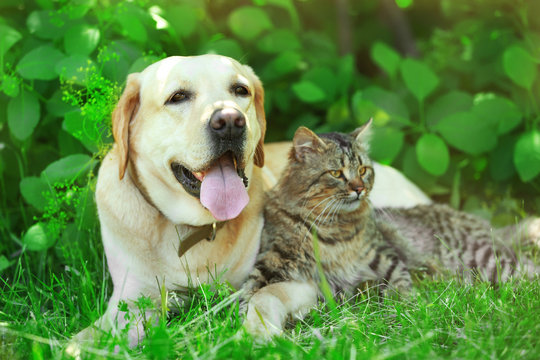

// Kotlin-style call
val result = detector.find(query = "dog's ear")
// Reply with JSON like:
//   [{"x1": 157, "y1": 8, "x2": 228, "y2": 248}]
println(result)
[
  {"x1": 244, "y1": 66, "x2": 266, "y2": 168},
  {"x1": 112, "y1": 73, "x2": 140, "y2": 180}
]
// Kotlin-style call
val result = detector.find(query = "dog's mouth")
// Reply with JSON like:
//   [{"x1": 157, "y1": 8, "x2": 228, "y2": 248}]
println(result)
[{"x1": 171, "y1": 152, "x2": 250, "y2": 221}]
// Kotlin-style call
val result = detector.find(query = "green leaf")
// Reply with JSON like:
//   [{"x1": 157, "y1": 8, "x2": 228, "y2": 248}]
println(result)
[
  {"x1": 26, "y1": 10, "x2": 65, "y2": 39},
  {"x1": 285, "y1": 113, "x2": 320, "y2": 139},
  {"x1": 400, "y1": 58, "x2": 439, "y2": 102},
  {"x1": 55, "y1": 55, "x2": 92, "y2": 85},
  {"x1": 20, "y1": 176, "x2": 50, "y2": 211},
  {"x1": 23, "y1": 223, "x2": 54, "y2": 251},
  {"x1": 436, "y1": 111, "x2": 497, "y2": 155},
  {"x1": 47, "y1": 90, "x2": 76, "y2": 117},
  {"x1": 166, "y1": 5, "x2": 198, "y2": 37},
  {"x1": 117, "y1": 13, "x2": 147, "y2": 43},
  {"x1": 326, "y1": 97, "x2": 350, "y2": 126},
  {"x1": 473, "y1": 95, "x2": 522, "y2": 135},
  {"x1": 261, "y1": 51, "x2": 301, "y2": 80},
  {"x1": 0, "y1": 255, "x2": 14, "y2": 273},
  {"x1": 258, "y1": 29, "x2": 301, "y2": 54},
  {"x1": 354, "y1": 87, "x2": 410, "y2": 125},
  {"x1": 302, "y1": 67, "x2": 336, "y2": 99},
  {"x1": 0, "y1": 24, "x2": 22, "y2": 57},
  {"x1": 147, "y1": 323, "x2": 172, "y2": 360},
  {"x1": 370, "y1": 42, "x2": 401, "y2": 78},
  {"x1": 503, "y1": 46, "x2": 538, "y2": 90},
  {"x1": 201, "y1": 39, "x2": 244, "y2": 60},
  {"x1": 35, "y1": 0, "x2": 54, "y2": 9},
  {"x1": 265, "y1": 0, "x2": 300, "y2": 30},
  {"x1": 41, "y1": 154, "x2": 94, "y2": 184},
  {"x1": 7, "y1": 90, "x2": 40, "y2": 141},
  {"x1": 416, "y1": 133, "x2": 449, "y2": 176},
  {"x1": 489, "y1": 136, "x2": 516, "y2": 182},
  {"x1": 292, "y1": 81, "x2": 326, "y2": 103},
  {"x1": 513, "y1": 130, "x2": 540, "y2": 182},
  {"x1": 1, "y1": 74, "x2": 20, "y2": 98},
  {"x1": 64, "y1": 23, "x2": 100, "y2": 55},
  {"x1": 228, "y1": 7, "x2": 272, "y2": 41},
  {"x1": 402, "y1": 147, "x2": 437, "y2": 191},
  {"x1": 62, "y1": 111, "x2": 99, "y2": 152},
  {"x1": 129, "y1": 55, "x2": 161, "y2": 74},
  {"x1": 17, "y1": 45, "x2": 64, "y2": 80},
  {"x1": 351, "y1": 96, "x2": 384, "y2": 125},
  {"x1": 426, "y1": 91, "x2": 473, "y2": 129},
  {"x1": 65, "y1": 0, "x2": 96, "y2": 19},
  {"x1": 369, "y1": 127, "x2": 404, "y2": 165}
]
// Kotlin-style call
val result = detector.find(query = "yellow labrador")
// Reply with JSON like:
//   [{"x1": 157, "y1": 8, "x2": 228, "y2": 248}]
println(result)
[
  {"x1": 79, "y1": 54, "x2": 431, "y2": 346},
  {"x1": 82, "y1": 55, "x2": 268, "y2": 345}
]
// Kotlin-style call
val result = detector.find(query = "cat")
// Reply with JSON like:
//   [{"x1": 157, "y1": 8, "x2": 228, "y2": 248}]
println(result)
[
  {"x1": 241, "y1": 122, "x2": 538, "y2": 339},
  {"x1": 241, "y1": 120, "x2": 414, "y2": 338}
]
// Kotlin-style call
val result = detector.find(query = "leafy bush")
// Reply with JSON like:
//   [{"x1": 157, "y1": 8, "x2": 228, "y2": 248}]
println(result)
[{"x1": 0, "y1": 0, "x2": 539, "y2": 273}]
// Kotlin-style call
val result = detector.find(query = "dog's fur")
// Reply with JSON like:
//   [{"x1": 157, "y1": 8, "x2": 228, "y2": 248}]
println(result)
[{"x1": 79, "y1": 55, "x2": 431, "y2": 345}]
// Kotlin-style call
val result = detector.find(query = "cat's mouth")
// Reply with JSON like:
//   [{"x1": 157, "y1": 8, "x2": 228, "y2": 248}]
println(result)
[{"x1": 171, "y1": 152, "x2": 250, "y2": 221}]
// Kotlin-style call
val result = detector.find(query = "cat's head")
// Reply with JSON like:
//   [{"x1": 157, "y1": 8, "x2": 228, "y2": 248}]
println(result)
[{"x1": 286, "y1": 119, "x2": 374, "y2": 213}]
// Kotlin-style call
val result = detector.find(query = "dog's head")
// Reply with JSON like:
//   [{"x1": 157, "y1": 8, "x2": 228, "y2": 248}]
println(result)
[{"x1": 111, "y1": 55, "x2": 266, "y2": 224}]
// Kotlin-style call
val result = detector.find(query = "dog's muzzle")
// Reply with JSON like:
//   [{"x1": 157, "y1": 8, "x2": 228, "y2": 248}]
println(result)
[{"x1": 170, "y1": 106, "x2": 251, "y2": 221}]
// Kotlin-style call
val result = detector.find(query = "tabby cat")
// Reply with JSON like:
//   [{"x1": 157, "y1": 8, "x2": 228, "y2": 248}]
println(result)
[
  {"x1": 241, "y1": 120, "x2": 413, "y2": 338},
  {"x1": 241, "y1": 122, "x2": 538, "y2": 338}
]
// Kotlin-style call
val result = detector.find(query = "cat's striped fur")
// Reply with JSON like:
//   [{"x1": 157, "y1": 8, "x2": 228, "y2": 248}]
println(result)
[
  {"x1": 377, "y1": 204, "x2": 539, "y2": 283},
  {"x1": 241, "y1": 121, "x2": 413, "y2": 338}
]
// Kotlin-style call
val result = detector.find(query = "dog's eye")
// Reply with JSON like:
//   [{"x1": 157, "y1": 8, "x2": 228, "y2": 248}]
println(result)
[
  {"x1": 168, "y1": 91, "x2": 190, "y2": 104},
  {"x1": 232, "y1": 84, "x2": 250, "y2": 97}
]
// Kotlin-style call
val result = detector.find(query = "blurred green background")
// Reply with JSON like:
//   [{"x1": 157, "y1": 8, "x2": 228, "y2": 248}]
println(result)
[{"x1": 0, "y1": 0, "x2": 539, "y2": 265}]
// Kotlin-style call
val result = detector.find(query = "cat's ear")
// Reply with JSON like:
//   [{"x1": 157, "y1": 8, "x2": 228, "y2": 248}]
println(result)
[
  {"x1": 352, "y1": 118, "x2": 373, "y2": 149},
  {"x1": 292, "y1": 126, "x2": 326, "y2": 162}
]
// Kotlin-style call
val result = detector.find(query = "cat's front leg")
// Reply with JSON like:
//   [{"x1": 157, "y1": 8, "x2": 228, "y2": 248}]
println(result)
[
  {"x1": 371, "y1": 250, "x2": 413, "y2": 296},
  {"x1": 244, "y1": 280, "x2": 318, "y2": 340}
]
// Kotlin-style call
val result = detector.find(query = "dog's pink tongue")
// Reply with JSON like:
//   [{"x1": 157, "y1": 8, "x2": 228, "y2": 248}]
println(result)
[{"x1": 200, "y1": 156, "x2": 249, "y2": 221}]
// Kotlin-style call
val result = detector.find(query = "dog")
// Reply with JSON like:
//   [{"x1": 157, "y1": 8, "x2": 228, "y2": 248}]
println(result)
[{"x1": 77, "y1": 55, "x2": 431, "y2": 346}]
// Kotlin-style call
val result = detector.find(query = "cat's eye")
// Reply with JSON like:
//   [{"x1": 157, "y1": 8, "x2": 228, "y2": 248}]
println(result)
[
  {"x1": 359, "y1": 167, "x2": 367, "y2": 176},
  {"x1": 329, "y1": 170, "x2": 342, "y2": 178}
]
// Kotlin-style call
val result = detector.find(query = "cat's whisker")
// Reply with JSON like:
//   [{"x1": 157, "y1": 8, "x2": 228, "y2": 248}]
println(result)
[
  {"x1": 302, "y1": 194, "x2": 340, "y2": 224},
  {"x1": 331, "y1": 199, "x2": 346, "y2": 222},
  {"x1": 303, "y1": 197, "x2": 340, "y2": 241},
  {"x1": 321, "y1": 200, "x2": 338, "y2": 224}
]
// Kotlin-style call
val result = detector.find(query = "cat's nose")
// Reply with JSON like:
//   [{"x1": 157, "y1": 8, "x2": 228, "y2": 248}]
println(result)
[{"x1": 350, "y1": 183, "x2": 364, "y2": 196}]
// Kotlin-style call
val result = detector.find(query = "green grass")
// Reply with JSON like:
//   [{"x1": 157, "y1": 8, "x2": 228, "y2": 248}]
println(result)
[{"x1": 1, "y1": 233, "x2": 539, "y2": 360}]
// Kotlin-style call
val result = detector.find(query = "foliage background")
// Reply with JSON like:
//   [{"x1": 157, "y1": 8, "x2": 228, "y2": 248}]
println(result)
[{"x1": 0, "y1": 0, "x2": 539, "y2": 356}]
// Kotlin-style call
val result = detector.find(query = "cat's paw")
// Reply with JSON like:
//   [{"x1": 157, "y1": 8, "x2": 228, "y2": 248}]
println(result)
[
  {"x1": 243, "y1": 310, "x2": 283, "y2": 341},
  {"x1": 524, "y1": 217, "x2": 540, "y2": 249},
  {"x1": 243, "y1": 295, "x2": 286, "y2": 341}
]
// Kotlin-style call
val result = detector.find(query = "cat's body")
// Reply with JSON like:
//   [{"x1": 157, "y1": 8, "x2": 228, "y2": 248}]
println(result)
[
  {"x1": 242, "y1": 123, "x2": 538, "y2": 339},
  {"x1": 378, "y1": 204, "x2": 539, "y2": 282},
  {"x1": 242, "y1": 122, "x2": 412, "y2": 338}
]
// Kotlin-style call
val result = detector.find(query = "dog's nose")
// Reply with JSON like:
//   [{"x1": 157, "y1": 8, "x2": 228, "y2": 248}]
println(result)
[{"x1": 209, "y1": 108, "x2": 246, "y2": 138}]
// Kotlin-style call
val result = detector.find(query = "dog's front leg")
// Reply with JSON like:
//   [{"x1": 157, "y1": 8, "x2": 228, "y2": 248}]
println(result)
[{"x1": 74, "y1": 266, "x2": 161, "y2": 348}]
